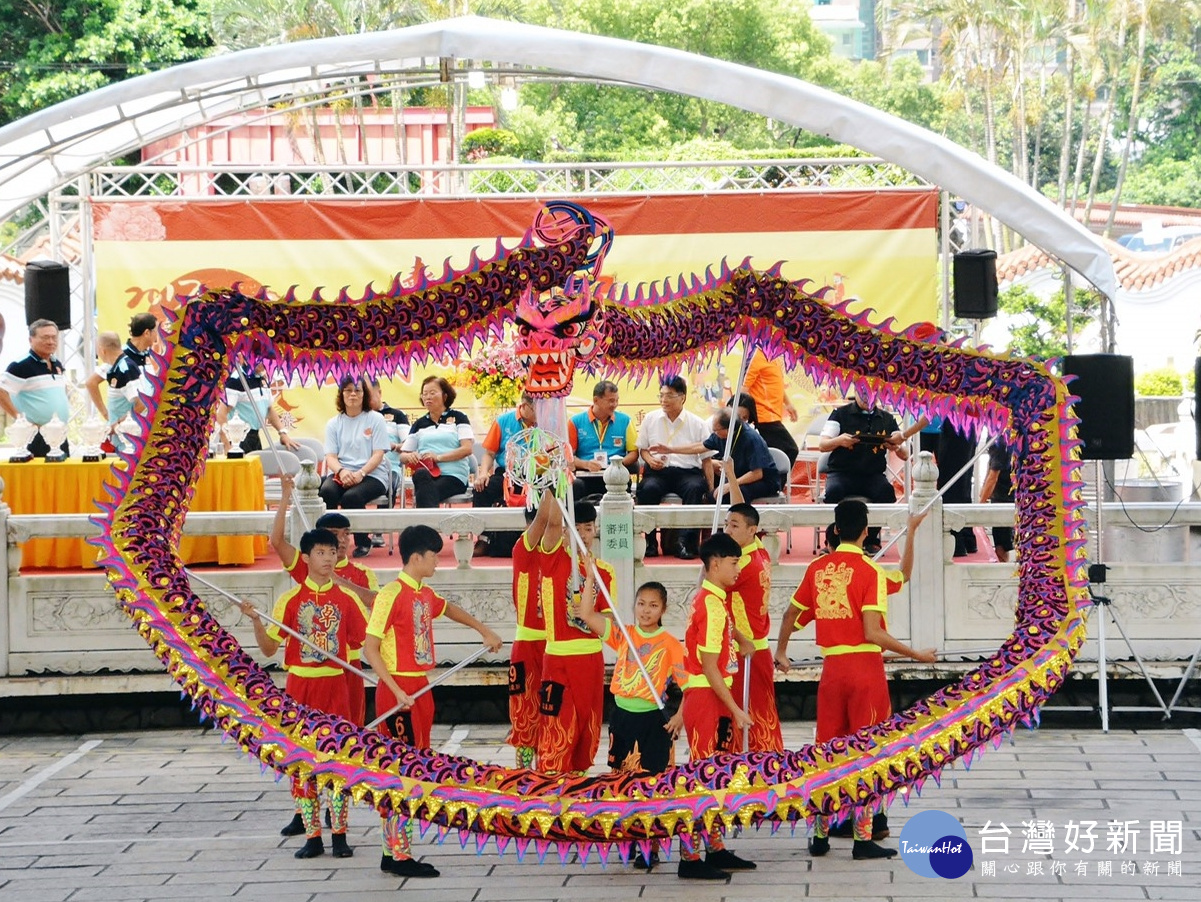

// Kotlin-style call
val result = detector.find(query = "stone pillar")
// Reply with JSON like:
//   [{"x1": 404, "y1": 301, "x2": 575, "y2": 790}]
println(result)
[
  {"x1": 908, "y1": 450, "x2": 945, "y2": 650},
  {"x1": 292, "y1": 461, "x2": 326, "y2": 545},
  {"x1": 599, "y1": 457, "x2": 635, "y2": 614}
]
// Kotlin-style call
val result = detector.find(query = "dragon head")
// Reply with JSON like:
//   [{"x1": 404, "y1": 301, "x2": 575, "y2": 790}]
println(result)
[{"x1": 514, "y1": 279, "x2": 607, "y2": 398}]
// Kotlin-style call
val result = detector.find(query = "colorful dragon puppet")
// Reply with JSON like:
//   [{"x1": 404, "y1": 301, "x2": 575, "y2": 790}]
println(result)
[
  {"x1": 96, "y1": 200, "x2": 1089, "y2": 860},
  {"x1": 514, "y1": 279, "x2": 607, "y2": 400}
]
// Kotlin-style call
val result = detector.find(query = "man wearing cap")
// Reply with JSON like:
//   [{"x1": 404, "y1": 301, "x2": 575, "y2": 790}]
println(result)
[{"x1": 0, "y1": 319, "x2": 71, "y2": 457}]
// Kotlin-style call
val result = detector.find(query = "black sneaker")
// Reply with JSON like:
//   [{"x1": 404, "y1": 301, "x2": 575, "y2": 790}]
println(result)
[
  {"x1": 677, "y1": 857, "x2": 730, "y2": 881},
  {"x1": 705, "y1": 849, "x2": 756, "y2": 870},
  {"x1": 872, "y1": 812, "x2": 890, "y2": 840},
  {"x1": 632, "y1": 850, "x2": 659, "y2": 871},
  {"x1": 294, "y1": 836, "x2": 324, "y2": 859},
  {"x1": 852, "y1": 840, "x2": 898, "y2": 860},
  {"x1": 380, "y1": 855, "x2": 440, "y2": 878},
  {"x1": 644, "y1": 535, "x2": 660, "y2": 558},
  {"x1": 352, "y1": 546, "x2": 371, "y2": 558},
  {"x1": 331, "y1": 833, "x2": 353, "y2": 858},
  {"x1": 280, "y1": 813, "x2": 304, "y2": 837},
  {"x1": 808, "y1": 836, "x2": 830, "y2": 857}
]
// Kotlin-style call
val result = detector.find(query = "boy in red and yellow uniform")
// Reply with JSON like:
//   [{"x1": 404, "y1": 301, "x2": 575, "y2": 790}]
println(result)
[
  {"x1": 678, "y1": 532, "x2": 757, "y2": 880},
  {"x1": 775, "y1": 500, "x2": 935, "y2": 861},
  {"x1": 724, "y1": 501, "x2": 784, "y2": 753},
  {"x1": 363, "y1": 524, "x2": 502, "y2": 879},
  {"x1": 508, "y1": 504, "x2": 547, "y2": 769},
  {"x1": 271, "y1": 474, "x2": 377, "y2": 726},
  {"x1": 241, "y1": 528, "x2": 366, "y2": 861},
  {"x1": 535, "y1": 492, "x2": 614, "y2": 774}
]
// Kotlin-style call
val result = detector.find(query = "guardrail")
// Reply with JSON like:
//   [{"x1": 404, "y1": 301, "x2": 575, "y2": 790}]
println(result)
[{"x1": 2, "y1": 460, "x2": 1200, "y2": 698}]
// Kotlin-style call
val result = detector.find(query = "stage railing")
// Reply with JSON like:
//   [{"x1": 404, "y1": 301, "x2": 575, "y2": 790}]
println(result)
[{"x1": 2, "y1": 460, "x2": 1200, "y2": 695}]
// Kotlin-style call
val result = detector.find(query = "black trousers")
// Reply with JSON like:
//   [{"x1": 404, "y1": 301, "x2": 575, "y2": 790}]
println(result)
[
  {"x1": 824, "y1": 470, "x2": 896, "y2": 548},
  {"x1": 471, "y1": 467, "x2": 521, "y2": 556},
  {"x1": 411, "y1": 469, "x2": 466, "y2": 509},
  {"x1": 757, "y1": 420, "x2": 799, "y2": 471},
  {"x1": 319, "y1": 474, "x2": 388, "y2": 548},
  {"x1": 638, "y1": 466, "x2": 708, "y2": 549}
]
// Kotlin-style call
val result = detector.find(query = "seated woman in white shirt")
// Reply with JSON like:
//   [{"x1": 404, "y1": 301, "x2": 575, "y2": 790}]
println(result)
[{"x1": 320, "y1": 376, "x2": 391, "y2": 557}]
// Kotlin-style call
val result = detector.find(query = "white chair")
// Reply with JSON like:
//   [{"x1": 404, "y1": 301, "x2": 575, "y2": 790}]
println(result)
[
  {"x1": 795, "y1": 412, "x2": 829, "y2": 503},
  {"x1": 764, "y1": 446, "x2": 794, "y2": 552},
  {"x1": 295, "y1": 437, "x2": 327, "y2": 475},
  {"x1": 441, "y1": 442, "x2": 482, "y2": 507},
  {"x1": 248, "y1": 449, "x2": 301, "y2": 508}
]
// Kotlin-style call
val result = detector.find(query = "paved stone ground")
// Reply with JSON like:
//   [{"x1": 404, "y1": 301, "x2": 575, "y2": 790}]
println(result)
[{"x1": 1, "y1": 723, "x2": 1199, "y2": 901}]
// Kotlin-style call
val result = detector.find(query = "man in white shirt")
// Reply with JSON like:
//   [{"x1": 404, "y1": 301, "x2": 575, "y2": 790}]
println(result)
[{"x1": 636, "y1": 375, "x2": 712, "y2": 559}]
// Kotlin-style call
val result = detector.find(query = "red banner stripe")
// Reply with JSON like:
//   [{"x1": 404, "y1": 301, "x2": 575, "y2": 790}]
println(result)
[{"x1": 93, "y1": 192, "x2": 936, "y2": 243}]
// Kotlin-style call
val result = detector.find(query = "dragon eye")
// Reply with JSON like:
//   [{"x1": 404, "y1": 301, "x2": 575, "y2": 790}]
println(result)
[
  {"x1": 558, "y1": 322, "x2": 583, "y2": 338},
  {"x1": 517, "y1": 324, "x2": 531, "y2": 337}
]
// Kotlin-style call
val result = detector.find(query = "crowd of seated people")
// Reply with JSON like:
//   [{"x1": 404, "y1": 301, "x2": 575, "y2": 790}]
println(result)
[{"x1": 265, "y1": 367, "x2": 940, "y2": 561}]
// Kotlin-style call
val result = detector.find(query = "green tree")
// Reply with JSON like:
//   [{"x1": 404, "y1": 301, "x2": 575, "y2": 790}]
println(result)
[
  {"x1": 999, "y1": 283, "x2": 1102, "y2": 359},
  {"x1": 0, "y1": 0, "x2": 214, "y2": 124},
  {"x1": 520, "y1": 0, "x2": 834, "y2": 153}
]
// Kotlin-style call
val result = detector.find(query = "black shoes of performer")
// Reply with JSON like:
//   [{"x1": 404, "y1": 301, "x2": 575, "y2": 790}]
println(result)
[
  {"x1": 380, "y1": 855, "x2": 440, "y2": 878},
  {"x1": 331, "y1": 833, "x2": 353, "y2": 858},
  {"x1": 831, "y1": 813, "x2": 889, "y2": 840},
  {"x1": 294, "y1": 837, "x2": 324, "y2": 859},
  {"x1": 677, "y1": 857, "x2": 730, "y2": 881},
  {"x1": 675, "y1": 542, "x2": 697, "y2": 560},
  {"x1": 352, "y1": 546, "x2": 371, "y2": 558},
  {"x1": 808, "y1": 836, "x2": 830, "y2": 857},
  {"x1": 852, "y1": 840, "x2": 898, "y2": 860},
  {"x1": 863, "y1": 542, "x2": 883, "y2": 556},
  {"x1": 644, "y1": 535, "x2": 660, "y2": 558},
  {"x1": 706, "y1": 849, "x2": 756, "y2": 870},
  {"x1": 829, "y1": 819, "x2": 854, "y2": 838},
  {"x1": 370, "y1": 534, "x2": 385, "y2": 547},
  {"x1": 872, "y1": 812, "x2": 889, "y2": 840},
  {"x1": 280, "y1": 813, "x2": 305, "y2": 836},
  {"x1": 632, "y1": 850, "x2": 659, "y2": 871}
]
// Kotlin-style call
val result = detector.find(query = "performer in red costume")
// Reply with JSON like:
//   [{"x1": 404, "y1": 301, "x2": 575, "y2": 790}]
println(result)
[{"x1": 776, "y1": 500, "x2": 935, "y2": 860}]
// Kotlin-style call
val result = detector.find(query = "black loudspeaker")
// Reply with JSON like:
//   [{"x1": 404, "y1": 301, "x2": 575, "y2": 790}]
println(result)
[
  {"x1": 1063, "y1": 354, "x2": 1135, "y2": 460},
  {"x1": 24, "y1": 261, "x2": 71, "y2": 330},
  {"x1": 953, "y1": 249, "x2": 998, "y2": 319},
  {"x1": 1194, "y1": 357, "x2": 1201, "y2": 459}
]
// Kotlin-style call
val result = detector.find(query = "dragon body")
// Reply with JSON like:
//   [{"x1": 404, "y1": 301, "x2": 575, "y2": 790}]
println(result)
[{"x1": 96, "y1": 203, "x2": 1088, "y2": 857}]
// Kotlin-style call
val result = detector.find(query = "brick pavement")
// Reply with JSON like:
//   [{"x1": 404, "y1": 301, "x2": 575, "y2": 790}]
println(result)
[{"x1": 1, "y1": 723, "x2": 1199, "y2": 901}]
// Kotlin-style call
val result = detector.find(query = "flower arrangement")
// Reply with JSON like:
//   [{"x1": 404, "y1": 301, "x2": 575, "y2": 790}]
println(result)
[{"x1": 452, "y1": 339, "x2": 527, "y2": 409}]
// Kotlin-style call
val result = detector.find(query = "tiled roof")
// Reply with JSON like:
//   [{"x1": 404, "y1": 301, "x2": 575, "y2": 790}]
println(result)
[
  {"x1": 0, "y1": 233, "x2": 83, "y2": 285},
  {"x1": 998, "y1": 236, "x2": 1201, "y2": 292}
]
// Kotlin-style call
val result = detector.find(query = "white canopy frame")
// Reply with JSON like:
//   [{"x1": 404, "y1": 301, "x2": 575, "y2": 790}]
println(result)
[{"x1": 0, "y1": 15, "x2": 1117, "y2": 298}]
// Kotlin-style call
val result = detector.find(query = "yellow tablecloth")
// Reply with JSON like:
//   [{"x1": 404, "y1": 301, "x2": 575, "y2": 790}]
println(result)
[{"x1": 0, "y1": 457, "x2": 268, "y2": 568}]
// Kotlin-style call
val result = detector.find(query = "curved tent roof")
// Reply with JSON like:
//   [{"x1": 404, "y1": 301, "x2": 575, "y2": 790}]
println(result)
[{"x1": 0, "y1": 15, "x2": 1117, "y2": 298}]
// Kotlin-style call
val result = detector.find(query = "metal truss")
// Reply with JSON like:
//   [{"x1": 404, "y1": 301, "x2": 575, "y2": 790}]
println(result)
[{"x1": 89, "y1": 158, "x2": 930, "y2": 201}]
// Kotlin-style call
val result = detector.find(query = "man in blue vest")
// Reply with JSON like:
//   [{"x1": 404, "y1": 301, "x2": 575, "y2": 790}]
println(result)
[
  {"x1": 567, "y1": 380, "x2": 638, "y2": 502},
  {"x1": 472, "y1": 392, "x2": 537, "y2": 556},
  {"x1": 0, "y1": 319, "x2": 71, "y2": 457}
]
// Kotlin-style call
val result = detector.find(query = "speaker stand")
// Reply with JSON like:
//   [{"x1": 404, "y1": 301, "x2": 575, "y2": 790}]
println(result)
[
  {"x1": 1082, "y1": 461, "x2": 1171, "y2": 731},
  {"x1": 1165, "y1": 641, "x2": 1201, "y2": 716}
]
